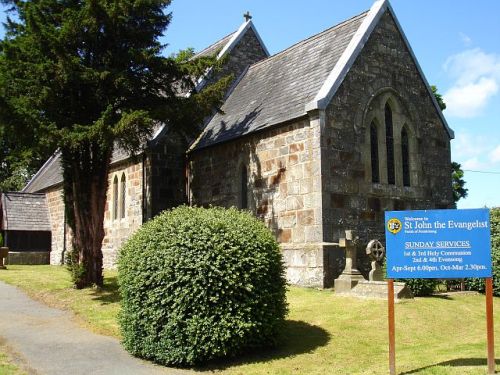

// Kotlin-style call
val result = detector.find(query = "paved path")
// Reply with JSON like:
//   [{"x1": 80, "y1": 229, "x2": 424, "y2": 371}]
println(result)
[{"x1": 0, "y1": 281, "x2": 193, "y2": 375}]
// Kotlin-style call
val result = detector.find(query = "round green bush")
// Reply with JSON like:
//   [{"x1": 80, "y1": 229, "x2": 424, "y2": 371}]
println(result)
[{"x1": 118, "y1": 206, "x2": 288, "y2": 366}]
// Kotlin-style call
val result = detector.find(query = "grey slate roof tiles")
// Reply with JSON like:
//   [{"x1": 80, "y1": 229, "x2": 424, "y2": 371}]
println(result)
[
  {"x1": 1, "y1": 192, "x2": 51, "y2": 231},
  {"x1": 23, "y1": 143, "x2": 139, "y2": 193},
  {"x1": 191, "y1": 11, "x2": 368, "y2": 150},
  {"x1": 192, "y1": 32, "x2": 235, "y2": 59}
]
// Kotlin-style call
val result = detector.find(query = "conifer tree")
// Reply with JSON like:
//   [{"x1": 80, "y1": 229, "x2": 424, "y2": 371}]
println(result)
[{"x1": 0, "y1": 0, "x2": 228, "y2": 288}]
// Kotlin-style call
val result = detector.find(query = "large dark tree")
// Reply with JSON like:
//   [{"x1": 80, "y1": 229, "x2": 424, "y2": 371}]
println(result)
[{"x1": 0, "y1": 0, "x2": 228, "y2": 288}]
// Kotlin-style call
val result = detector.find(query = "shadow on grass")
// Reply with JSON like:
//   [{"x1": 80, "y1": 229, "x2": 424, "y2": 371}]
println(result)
[
  {"x1": 400, "y1": 358, "x2": 500, "y2": 374},
  {"x1": 194, "y1": 320, "x2": 330, "y2": 372},
  {"x1": 427, "y1": 293, "x2": 455, "y2": 301},
  {"x1": 89, "y1": 275, "x2": 121, "y2": 304}
]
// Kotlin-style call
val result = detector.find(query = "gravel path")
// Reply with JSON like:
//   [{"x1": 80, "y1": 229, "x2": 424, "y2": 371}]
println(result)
[{"x1": 0, "y1": 281, "x2": 193, "y2": 375}]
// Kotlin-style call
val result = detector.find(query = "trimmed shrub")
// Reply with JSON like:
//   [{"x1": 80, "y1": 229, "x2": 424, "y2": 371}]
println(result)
[
  {"x1": 399, "y1": 278, "x2": 439, "y2": 296},
  {"x1": 465, "y1": 208, "x2": 500, "y2": 295},
  {"x1": 118, "y1": 206, "x2": 288, "y2": 366}
]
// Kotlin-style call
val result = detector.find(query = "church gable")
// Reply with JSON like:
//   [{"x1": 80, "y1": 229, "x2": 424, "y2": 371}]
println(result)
[
  {"x1": 308, "y1": 0, "x2": 453, "y2": 139},
  {"x1": 191, "y1": 12, "x2": 367, "y2": 151},
  {"x1": 320, "y1": 5, "x2": 454, "y2": 250},
  {"x1": 194, "y1": 19, "x2": 269, "y2": 93}
]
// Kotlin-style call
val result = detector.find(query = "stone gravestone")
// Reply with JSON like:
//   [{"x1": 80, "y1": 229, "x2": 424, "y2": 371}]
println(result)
[
  {"x1": 334, "y1": 234, "x2": 413, "y2": 300},
  {"x1": 333, "y1": 230, "x2": 365, "y2": 293},
  {"x1": 366, "y1": 239, "x2": 385, "y2": 281}
]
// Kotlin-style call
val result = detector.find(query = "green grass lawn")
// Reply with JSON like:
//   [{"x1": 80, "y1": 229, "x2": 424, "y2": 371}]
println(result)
[
  {"x1": 0, "y1": 344, "x2": 25, "y2": 375},
  {"x1": 1, "y1": 265, "x2": 499, "y2": 374}
]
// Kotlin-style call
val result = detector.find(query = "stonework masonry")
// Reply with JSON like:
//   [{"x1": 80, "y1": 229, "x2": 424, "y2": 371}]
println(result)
[
  {"x1": 46, "y1": 160, "x2": 143, "y2": 268},
  {"x1": 189, "y1": 116, "x2": 326, "y2": 286},
  {"x1": 321, "y1": 11, "x2": 453, "y2": 282},
  {"x1": 46, "y1": 188, "x2": 71, "y2": 265},
  {"x1": 205, "y1": 27, "x2": 268, "y2": 90},
  {"x1": 25, "y1": 7, "x2": 454, "y2": 289},
  {"x1": 102, "y1": 161, "x2": 143, "y2": 269}
]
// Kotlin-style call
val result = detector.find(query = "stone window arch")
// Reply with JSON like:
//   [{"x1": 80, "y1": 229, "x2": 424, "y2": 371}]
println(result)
[
  {"x1": 240, "y1": 165, "x2": 248, "y2": 209},
  {"x1": 363, "y1": 90, "x2": 419, "y2": 188},
  {"x1": 112, "y1": 175, "x2": 119, "y2": 220},
  {"x1": 385, "y1": 102, "x2": 395, "y2": 185},
  {"x1": 370, "y1": 121, "x2": 380, "y2": 183},
  {"x1": 401, "y1": 125, "x2": 410, "y2": 187},
  {"x1": 120, "y1": 173, "x2": 126, "y2": 219}
]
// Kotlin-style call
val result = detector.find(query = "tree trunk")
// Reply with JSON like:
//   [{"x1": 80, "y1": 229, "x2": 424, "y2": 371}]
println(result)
[{"x1": 62, "y1": 143, "x2": 112, "y2": 289}]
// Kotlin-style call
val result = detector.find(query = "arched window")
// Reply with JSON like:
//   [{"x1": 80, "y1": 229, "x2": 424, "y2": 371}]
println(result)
[
  {"x1": 113, "y1": 176, "x2": 118, "y2": 220},
  {"x1": 402, "y1": 127, "x2": 410, "y2": 187},
  {"x1": 241, "y1": 166, "x2": 248, "y2": 209},
  {"x1": 370, "y1": 122, "x2": 380, "y2": 183},
  {"x1": 385, "y1": 103, "x2": 395, "y2": 185},
  {"x1": 120, "y1": 173, "x2": 126, "y2": 219}
]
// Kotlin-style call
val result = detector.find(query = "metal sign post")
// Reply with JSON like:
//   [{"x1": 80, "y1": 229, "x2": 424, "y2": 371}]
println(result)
[{"x1": 384, "y1": 209, "x2": 494, "y2": 375}]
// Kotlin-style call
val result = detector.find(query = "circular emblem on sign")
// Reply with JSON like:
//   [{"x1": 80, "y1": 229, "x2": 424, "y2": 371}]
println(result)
[{"x1": 387, "y1": 218, "x2": 402, "y2": 234}]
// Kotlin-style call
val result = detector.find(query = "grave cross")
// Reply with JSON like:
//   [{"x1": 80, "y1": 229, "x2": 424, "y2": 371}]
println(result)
[
  {"x1": 334, "y1": 230, "x2": 365, "y2": 293},
  {"x1": 243, "y1": 11, "x2": 252, "y2": 22}
]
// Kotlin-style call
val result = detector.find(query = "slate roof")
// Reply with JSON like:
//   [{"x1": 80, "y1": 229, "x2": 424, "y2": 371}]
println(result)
[
  {"x1": 191, "y1": 12, "x2": 367, "y2": 150},
  {"x1": 23, "y1": 144, "x2": 133, "y2": 193},
  {"x1": 1, "y1": 192, "x2": 51, "y2": 231},
  {"x1": 192, "y1": 32, "x2": 235, "y2": 59}
]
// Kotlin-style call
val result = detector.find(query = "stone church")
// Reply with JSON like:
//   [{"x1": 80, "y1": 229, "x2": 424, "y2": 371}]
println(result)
[{"x1": 1, "y1": 0, "x2": 454, "y2": 287}]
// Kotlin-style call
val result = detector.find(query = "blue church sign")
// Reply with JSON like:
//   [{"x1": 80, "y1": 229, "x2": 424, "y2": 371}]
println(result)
[{"x1": 385, "y1": 209, "x2": 491, "y2": 279}]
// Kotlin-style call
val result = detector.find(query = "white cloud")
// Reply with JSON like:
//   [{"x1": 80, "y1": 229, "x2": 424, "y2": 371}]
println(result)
[
  {"x1": 462, "y1": 157, "x2": 485, "y2": 170},
  {"x1": 490, "y1": 145, "x2": 500, "y2": 164},
  {"x1": 443, "y1": 48, "x2": 500, "y2": 118},
  {"x1": 452, "y1": 133, "x2": 489, "y2": 159},
  {"x1": 452, "y1": 134, "x2": 500, "y2": 171},
  {"x1": 459, "y1": 32, "x2": 472, "y2": 47},
  {"x1": 444, "y1": 78, "x2": 498, "y2": 118}
]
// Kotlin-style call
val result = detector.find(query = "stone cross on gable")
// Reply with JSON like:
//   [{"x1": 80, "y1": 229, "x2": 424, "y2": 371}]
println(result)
[{"x1": 243, "y1": 11, "x2": 252, "y2": 22}]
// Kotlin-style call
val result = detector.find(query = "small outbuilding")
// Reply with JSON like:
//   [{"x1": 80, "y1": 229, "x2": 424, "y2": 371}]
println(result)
[{"x1": 0, "y1": 192, "x2": 51, "y2": 264}]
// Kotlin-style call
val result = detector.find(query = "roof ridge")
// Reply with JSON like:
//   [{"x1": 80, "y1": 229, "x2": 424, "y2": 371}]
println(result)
[
  {"x1": 248, "y1": 10, "x2": 369, "y2": 70},
  {"x1": 4, "y1": 192, "x2": 46, "y2": 196},
  {"x1": 22, "y1": 150, "x2": 60, "y2": 193},
  {"x1": 193, "y1": 30, "x2": 236, "y2": 57}
]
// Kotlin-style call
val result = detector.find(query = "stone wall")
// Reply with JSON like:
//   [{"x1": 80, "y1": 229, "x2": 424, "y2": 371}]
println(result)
[
  {"x1": 7, "y1": 251, "x2": 50, "y2": 265},
  {"x1": 189, "y1": 116, "x2": 326, "y2": 287},
  {"x1": 46, "y1": 159, "x2": 144, "y2": 268},
  {"x1": 144, "y1": 131, "x2": 188, "y2": 220},
  {"x1": 206, "y1": 27, "x2": 268, "y2": 89},
  {"x1": 103, "y1": 160, "x2": 143, "y2": 269},
  {"x1": 321, "y1": 10, "x2": 453, "y2": 280},
  {"x1": 46, "y1": 187, "x2": 71, "y2": 265}
]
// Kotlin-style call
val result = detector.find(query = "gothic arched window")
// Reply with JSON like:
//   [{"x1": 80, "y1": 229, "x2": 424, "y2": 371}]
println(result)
[
  {"x1": 120, "y1": 173, "x2": 126, "y2": 219},
  {"x1": 402, "y1": 127, "x2": 410, "y2": 187},
  {"x1": 385, "y1": 103, "x2": 395, "y2": 185},
  {"x1": 113, "y1": 175, "x2": 118, "y2": 220},
  {"x1": 241, "y1": 166, "x2": 248, "y2": 209},
  {"x1": 370, "y1": 122, "x2": 380, "y2": 183}
]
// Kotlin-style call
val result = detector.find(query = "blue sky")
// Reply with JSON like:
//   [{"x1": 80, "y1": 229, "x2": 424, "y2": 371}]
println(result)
[{"x1": 1, "y1": 1, "x2": 499, "y2": 209}]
